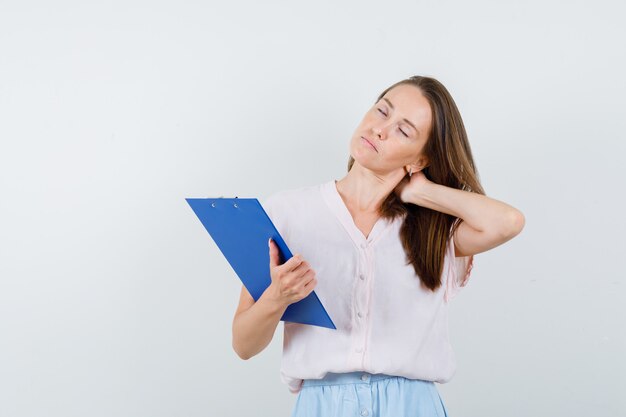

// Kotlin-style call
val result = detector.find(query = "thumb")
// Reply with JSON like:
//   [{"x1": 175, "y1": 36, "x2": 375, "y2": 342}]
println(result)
[{"x1": 268, "y1": 238, "x2": 279, "y2": 267}]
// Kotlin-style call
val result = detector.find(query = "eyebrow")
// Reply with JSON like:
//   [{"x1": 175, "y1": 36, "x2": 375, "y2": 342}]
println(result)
[{"x1": 382, "y1": 97, "x2": 421, "y2": 136}]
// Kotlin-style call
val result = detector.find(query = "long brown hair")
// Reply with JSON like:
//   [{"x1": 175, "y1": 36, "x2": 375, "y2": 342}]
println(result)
[{"x1": 347, "y1": 75, "x2": 486, "y2": 292}]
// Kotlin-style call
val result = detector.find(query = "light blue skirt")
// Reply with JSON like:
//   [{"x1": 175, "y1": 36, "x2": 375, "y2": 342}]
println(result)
[{"x1": 290, "y1": 371, "x2": 450, "y2": 417}]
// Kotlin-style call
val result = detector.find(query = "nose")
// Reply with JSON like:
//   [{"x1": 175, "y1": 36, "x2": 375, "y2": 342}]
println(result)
[{"x1": 372, "y1": 126, "x2": 385, "y2": 139}]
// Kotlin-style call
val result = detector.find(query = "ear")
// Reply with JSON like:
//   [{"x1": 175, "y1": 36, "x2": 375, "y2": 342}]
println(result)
[{"x1": 407, "y1": 156, "x2": 429, "y2": 173}]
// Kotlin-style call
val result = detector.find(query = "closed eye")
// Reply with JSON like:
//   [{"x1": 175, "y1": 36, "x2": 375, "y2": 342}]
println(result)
[{"x1": 377, "y1": 107, "x2": 410, "y2": 137}]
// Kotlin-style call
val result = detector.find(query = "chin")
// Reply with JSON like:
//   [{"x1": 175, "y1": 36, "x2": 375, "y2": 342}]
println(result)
[{"x1": 350, "y1": 153, "x2": 379, "y2": 172}]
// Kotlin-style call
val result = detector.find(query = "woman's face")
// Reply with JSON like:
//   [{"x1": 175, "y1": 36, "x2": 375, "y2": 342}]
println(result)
[{"x1": 349, "y1": 83, "x2": 432, "y2": 176}]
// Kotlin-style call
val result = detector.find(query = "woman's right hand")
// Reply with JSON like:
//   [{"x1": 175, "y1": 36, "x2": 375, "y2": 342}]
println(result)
[{"x1": 265, "y1": 238, "x2": 317, "y2": 308}]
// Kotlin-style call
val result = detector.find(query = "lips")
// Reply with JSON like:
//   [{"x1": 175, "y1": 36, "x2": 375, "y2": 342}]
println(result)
[{"x1": 361, "y1": 136, "x2": 377, "y2": 152}]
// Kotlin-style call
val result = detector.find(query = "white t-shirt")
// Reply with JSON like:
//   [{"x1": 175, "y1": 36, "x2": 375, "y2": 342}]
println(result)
[{"x1": 260, "y1": 179, "x2": 474, "y2": 394}]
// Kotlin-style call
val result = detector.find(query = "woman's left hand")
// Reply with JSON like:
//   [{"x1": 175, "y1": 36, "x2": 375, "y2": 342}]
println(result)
[{"x1": 394, "y1": 169, "x2": 432, "y2": 204}]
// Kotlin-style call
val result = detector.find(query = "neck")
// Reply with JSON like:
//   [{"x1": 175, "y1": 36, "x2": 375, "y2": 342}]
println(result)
[{"x1": 335, "y1": 163, "x2": 406, "y2": 214}]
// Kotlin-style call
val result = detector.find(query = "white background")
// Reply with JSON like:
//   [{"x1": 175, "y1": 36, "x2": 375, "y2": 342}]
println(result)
[{"x1": 1, "y1": 1, "x2": 624, "y2": 416}]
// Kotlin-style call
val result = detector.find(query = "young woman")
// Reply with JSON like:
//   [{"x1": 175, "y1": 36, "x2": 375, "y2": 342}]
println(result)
[{"x1": 232, "y1": 75, "x2": 525, "y2": 417}]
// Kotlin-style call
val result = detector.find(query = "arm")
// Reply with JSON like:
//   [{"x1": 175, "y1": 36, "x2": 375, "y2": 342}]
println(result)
[
  {"x1": 410, "y1": 182, "x2": 525, "y2": 257},
  {"x1": 232, "y1": 239, "x2": 317, "y2": 360},
  {"x1": 232, "y1": 284, "x2": 288, "y2": 360}
]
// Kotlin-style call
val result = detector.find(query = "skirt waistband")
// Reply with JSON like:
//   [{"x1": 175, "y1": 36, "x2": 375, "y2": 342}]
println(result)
[{"x1": 302, "y1": 371, "x2": 433, "y2": 387}]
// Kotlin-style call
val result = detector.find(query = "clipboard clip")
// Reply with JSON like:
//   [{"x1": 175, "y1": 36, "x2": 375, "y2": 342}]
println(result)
[{"x1": 209, "y1": 196, "x2": 239, "y2": 208}]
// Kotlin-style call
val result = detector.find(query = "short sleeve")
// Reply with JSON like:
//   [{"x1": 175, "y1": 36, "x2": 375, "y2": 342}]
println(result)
[
  {"x1": 259, "y1": 193, "x2": 275, "y2": 219},
  {"x1": 259, "y1": 191, "x2": 289, "y2": 241},
  {"x1": 260, "y1": 192, "x2": 281, "y2": 225},
  {"x1": 444, "y1": 229, "x2": 475, "y2": 303}
]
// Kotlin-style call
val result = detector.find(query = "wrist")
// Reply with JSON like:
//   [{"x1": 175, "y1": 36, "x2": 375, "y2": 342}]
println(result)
[
  {"x1": 260, "y1": 284, "x2": 288, "y2": 313},
  {"x1": 409, "y1": 181, "x2": 436, "y2": 206}
]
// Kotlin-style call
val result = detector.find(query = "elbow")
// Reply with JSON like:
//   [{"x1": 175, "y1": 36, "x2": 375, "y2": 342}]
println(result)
[
  {"x1": 232, "y1": 327, "x2": 259, "y2": 361},
  {"x1": 505, "y1": 209, "x2": 525, "y2": 237},
  {"x1": 232, "y1": 324, "x2": 251, "y2": 360},
  {"x1": 232, "y1": 340, "x2": 252, "y2": 361},
  {"x1": 236, "y1": 351, "x2": 252, "y2": 361}
]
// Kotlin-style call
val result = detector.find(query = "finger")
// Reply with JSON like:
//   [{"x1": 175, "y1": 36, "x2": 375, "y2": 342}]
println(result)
[
  {"x1": 285, "y1": 254, "x2": 304, "y2": 272},
  {"x1": 268, "y1": 238, "x2": 280, "y2": 267},
  {"x1": 290, "y1": 259, "x2": 311, "y2": 276},
  {"x1": 302, "y1": 276, "x2": 317, "y2": 296},
  {"x1": 296, "y1": 269, "x2": 316, "y2": 290},
  {"x1": 306, "y1": 277, "x2": 317, "y2": 291}
]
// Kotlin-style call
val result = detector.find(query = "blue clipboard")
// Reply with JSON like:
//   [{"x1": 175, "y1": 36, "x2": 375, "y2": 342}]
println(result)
[{"x1": 186, "y1": 197, "x2": 336, "y2": 330}]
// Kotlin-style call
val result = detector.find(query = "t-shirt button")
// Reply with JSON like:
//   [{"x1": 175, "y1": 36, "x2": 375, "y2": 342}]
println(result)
[
  {"x1": 361, "y1": 409, "x2": 369, "y2": 416},
  {"x1": 359, "y1": 274, "x2": 365, "y2": 280},
  {"x1": 360, "y1": 373, "x2": 369, "y2": 381},
  {"x1": 357, "y1": 312, "x2": 363, "y2": 318},
  {"x1": 360, "y1": 242, "x2": 367, "y2": 249}
]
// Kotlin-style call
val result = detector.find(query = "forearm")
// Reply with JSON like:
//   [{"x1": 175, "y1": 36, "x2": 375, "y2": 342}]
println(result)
[
  {"x1": 411, "y1": 182, "x2": 523, "y2": 236},
  {"x1": 232, "y1": 287, "x2": 288, "y2": 360}
]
